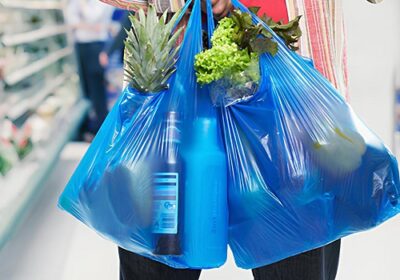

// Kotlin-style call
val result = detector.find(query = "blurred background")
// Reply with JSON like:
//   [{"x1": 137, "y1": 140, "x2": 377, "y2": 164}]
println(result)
[{"x1": 0, "y1": 0, "x2": 399, "y2": 279}]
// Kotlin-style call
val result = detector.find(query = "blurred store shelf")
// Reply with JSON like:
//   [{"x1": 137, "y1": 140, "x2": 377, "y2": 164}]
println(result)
[
  {"x1": 2, "y1": 25, "x2": 69, "y2": 47},
  {"x1": 3, "y1": 72, "x2": 72, "y2": 121},
  {"x1": 0, "y1": 0, "x2": 63, "y2": 10},
  {"x1": 4, "y1": 47, "x2": 73, "y2": 86},
  {"x1": 0, "y1": 0, "x2": 84, "y2": 251},
  {"x1": 0, "y1": 100, "x2": 89, "y2": 250}
]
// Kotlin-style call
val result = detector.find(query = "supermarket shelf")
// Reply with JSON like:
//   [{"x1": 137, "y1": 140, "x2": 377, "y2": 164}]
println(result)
[
  {"x1": 0, "y1": 99, "x2": 90, "y2": 250},
  {"x1": 2, "y1": 25, "x2": 69, "y2": 47},
  {"x1": 5, "y1": 72, "x2": 72, "y2": 121},
  {"x1": 0, "y1": 0, "x2": 63, "y2": 10},
  {"x1": 4, "y1": 47, "x2": 73, "y2": 86}
]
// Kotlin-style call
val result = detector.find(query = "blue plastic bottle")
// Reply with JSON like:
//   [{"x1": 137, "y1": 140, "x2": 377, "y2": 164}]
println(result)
[{"x1": 183, "y1": 117, "x2": 228, "y2": 268}]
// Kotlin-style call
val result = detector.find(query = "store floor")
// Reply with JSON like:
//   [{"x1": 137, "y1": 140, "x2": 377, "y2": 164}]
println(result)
[{"x1": 0, "y1": 142, "x2": 399, "y2": 280}]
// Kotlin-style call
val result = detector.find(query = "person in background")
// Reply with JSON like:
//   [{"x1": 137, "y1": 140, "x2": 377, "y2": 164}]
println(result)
[
  {"x1": 66, "y1": 0, "x2": 114, "y2": 138},
  {"x1": 0, "y1": 57, "x2": 5, "y2": 80},
  {"x1": 0, "y1": 58, "x2": 4, "y2": 98},
  {"x1": 99, "y1": 11, "x2": 131, "y2": 68},
  {"x1": 98, "y1": 0, "x2": 346, "y2": 279},
  {"x1": 0, "y1": 58, "x2": 5, "y2": 80}
]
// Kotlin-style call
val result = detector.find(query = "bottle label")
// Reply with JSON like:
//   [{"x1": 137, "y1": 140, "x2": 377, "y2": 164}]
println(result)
[{"x1": 153, "y1": 172, "x2": 179, "y2": 234}]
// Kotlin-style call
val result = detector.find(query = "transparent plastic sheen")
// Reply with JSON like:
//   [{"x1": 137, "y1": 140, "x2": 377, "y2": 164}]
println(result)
[{"x1": 59, "y1": 0, "x2": 400, "y2": 269}]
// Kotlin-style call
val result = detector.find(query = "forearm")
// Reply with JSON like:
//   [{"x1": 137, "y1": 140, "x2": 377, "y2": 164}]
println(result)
[
  {"x1": 100, "y1": 0, "x2": 184, "y2": 13},
  {"x1": 149, "y1": 0, "x2": 184, "y2": 13}
]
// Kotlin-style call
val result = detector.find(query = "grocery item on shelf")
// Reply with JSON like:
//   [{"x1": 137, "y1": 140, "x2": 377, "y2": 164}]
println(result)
[
  {"x1": 0, "y1": 118, "x2": 33, "y2": 160},
  {"x1": 12, "y1": 124, "x2": 33, "y2": 160},
  {"x1": 0, "y1": 0, "x2": 85, "y2": 249},
  {"x1": 0, "y1": 120, "x2": 19, "y2": 176},
  {"x1": 36, "y1": 95, "x2": 62, "y2": 119},
  {"x1": 54, "y1": 78, "x2": 80, "y2": 106},
  {"x1": 0, "y1": 139, "x2": 18, "y2": 176}
]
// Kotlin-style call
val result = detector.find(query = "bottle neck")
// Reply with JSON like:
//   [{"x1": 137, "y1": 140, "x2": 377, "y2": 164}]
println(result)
[
  {"x1": 192, "y1": 117, "x2": 219, "y2": 147},
  {"x1": 164, "y1": 111, "x2": 181, "y2": 163}
]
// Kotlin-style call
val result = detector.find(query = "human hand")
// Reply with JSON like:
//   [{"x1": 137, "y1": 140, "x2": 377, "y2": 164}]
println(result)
[
  {"x1": 203, "y1": 0, "x2": 233, "y2": 19},
  {"x1": 99, "y1": 52, "x2": 109, "y2": 67}
]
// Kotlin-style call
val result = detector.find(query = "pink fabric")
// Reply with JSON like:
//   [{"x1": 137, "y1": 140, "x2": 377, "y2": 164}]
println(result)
[{"x1": 241, "y1": 0, "x2": 289, "y2": 23}]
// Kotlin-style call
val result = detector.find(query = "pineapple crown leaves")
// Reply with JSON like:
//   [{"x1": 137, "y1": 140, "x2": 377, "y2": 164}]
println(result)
[{"x1": 124, "y1": 5, "x2": 184, "y2": 93}]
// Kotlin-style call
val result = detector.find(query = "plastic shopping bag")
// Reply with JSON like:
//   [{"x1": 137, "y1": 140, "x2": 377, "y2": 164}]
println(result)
[
  {"x1": 59, "y1": 0, "x2": 229, "y2": 269},
  {"x1": 214, "y1": 0, "x2": 400, "y2": 269},
  {"x1": 59, "y1": 0, "x2": 400, "y2": 270}
]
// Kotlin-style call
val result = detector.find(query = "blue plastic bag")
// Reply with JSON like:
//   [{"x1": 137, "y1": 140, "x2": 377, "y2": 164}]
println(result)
[
  {"x1": 59, "y1": 0, "x2": 229, "y2": 269},
  {"x1": 218, "y1": 0, "x2": 400, "y2": 268},
  {"x1": 59, "y1": 0, "x2": 400, "y2": 270}
]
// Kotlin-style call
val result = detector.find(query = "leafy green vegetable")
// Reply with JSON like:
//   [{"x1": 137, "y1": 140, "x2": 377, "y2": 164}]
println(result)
[
  {"x1": 230, "y1": 9, "x2": 302, "y2": 54},
  {"x1": 230, "y1": 10, "x2": 277, "y2": 56},
  {"x1": 251, "y1": 37, "x2": 278, "y2": 56},
  {"x1": 248, "y1": 6, "x2": 261, "y2": 15},
  {"x1": 195, "y1": 17, "x2": 259, "y2": 85},
  {"x1": 194, "y1": 44, "x2": 256, "y2": 85},
  {"x1": 211, "y1": 17, "x2": 236, "y2": 46},
  {"x1": 195, "y1": 9, "x2": 302, "y2": 86},
  {"x1": 261, "y1": 15, "x2": 302, "y2": 51}
]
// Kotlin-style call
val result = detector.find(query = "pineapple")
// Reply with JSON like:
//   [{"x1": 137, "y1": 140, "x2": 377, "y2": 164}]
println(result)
[{"x1": 124, "y1": 5, "x2": 184, "y2": 93}]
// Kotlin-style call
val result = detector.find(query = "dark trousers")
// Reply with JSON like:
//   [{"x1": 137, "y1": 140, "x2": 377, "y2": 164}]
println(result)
[
  {"x1": 75, "y1": 42, "x2": 108, "y2": 134},
  {"x1": 119, "y1": 239, "x2": 341, "y2": 280}
]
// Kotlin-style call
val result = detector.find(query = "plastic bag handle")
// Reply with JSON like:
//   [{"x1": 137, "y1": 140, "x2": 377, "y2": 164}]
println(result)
[
  {"x1": 171, "y1": 0, "x2": 202, "y2": 61},
  {"x1": 167, "y1": 0, "x2": 202, "y2": 111},
  {"x1": 173, "y1": 0, "x2": 195, "y2": 32},
  {"x1": 206, "y1": 0, "x2": 215, "y2": 46}
]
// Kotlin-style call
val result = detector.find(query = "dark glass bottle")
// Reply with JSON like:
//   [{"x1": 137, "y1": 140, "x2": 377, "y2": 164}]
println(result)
[{"x1": 152, "y1": 111, "x2": 182, "y2": 255}]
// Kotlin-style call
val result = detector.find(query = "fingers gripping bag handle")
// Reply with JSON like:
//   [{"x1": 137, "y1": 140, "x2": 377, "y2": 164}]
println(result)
[
  {"x1": 214, "y1": 0, "x2": 400, "y2": 269},
  {"x1": 58, "y1": 0, "x2": 229, "y2": 269}
]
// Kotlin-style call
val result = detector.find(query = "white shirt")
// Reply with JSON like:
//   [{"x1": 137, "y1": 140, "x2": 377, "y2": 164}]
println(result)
[{"x1": 66, "y1": 0, "x2": 114, "y2": 43}]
